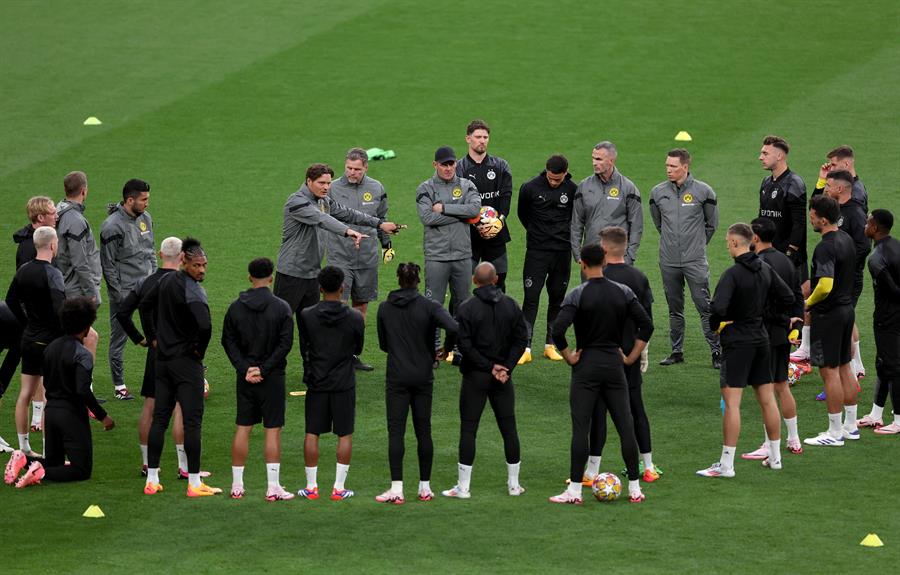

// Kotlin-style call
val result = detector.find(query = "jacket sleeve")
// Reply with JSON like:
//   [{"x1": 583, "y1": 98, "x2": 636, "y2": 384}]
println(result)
[
  {"x1": 641, "y1": 279, "x2": 654, "y2": 324},
  {"x1": 516, "y1": 182, "x2": 532, "y2": 229},
  {"x1": 703, "y1": 188, "x2": 718, "y2": 244},
  {"x1": 260, "y1": 310, "x2": 294, "y2": 377},
  {"x1": 138, "y1": 279, "x2": 160, "y2": 342},
  {"x1": 5, "y1": 276, "x2": 27, "y2": 326},
  {"x1": 376, "y1": 304, "x2": 389, "y2": 353},
  {"x1": 496, "y1": 161, "x2": 513, "y2": 218},
  {"x1": 768, "y1": 265, "x2": 795, "y2": 317},
  {"x1": 329, "y1": 198, "x2": 382, "y2": 229},
  {"x1": 75, "y1": 351, "x2": 107, "y2": 421},
  {"x1": 191, "y1": 301, "x2": 212, "y2": 360},
  {"x1": 99, "y1": 224, "x2": 123, "y2": 302},
  {"x1": 441, "y1": 181, "x2": 481, "y2": 219},
  {"x1": 648, "y1": 191, "x2": 662, "y2": 233},
  {"x1": 65, "y1": 222, "x2": 99, "y2": 298},
  {"x1": 288, "y1": 196, "x2": 348, "y2": 236},
  {"x1": 376, "y1": 187, "x2": 391, "y2": 248},
  {"x1": 220, "y1": 307, "x2": 250, "y2": 374},
  {"x1": 625, "y1": 185, "x2": 643, "y2": 263},
  {"x1": 115, "y1": 285, "x2": 145, "y2": 344},
  {"x1": 417, "y1": 183, "x2": 460, "y2": 227},
  {"x1": 551, "y1": 288, "x2": 580, "y2": 350},
  {"x1": 709, "y1": 270, "x2": 734, "y2": 329},
  {"x1": 48, "y1": 270, "x2": 66, "y2": 318},
  {"x1": 503, "y1": 304, "x2": 529, "y2": 372},
  {"x1": 433, "y1": 303, "x2": 459, "y2": 335},
  {"x1": 456, "y1": 306, "x2": 494, "y2": 372},
  {"x1": 787, "y1": 179, "x2": 807, "y2": 250},
  {"x1": 570, "y1": 185, "x2": 586, "y2": 262},
  {"x1": 790, "y1": 265, "x2": 805, "y2": 318},
  {"x1": 297, "y1": 309, "x2": 311, "y2": 366},
  {"x1": 628, "y1": 293, "x2": 654, "y2": 343}
]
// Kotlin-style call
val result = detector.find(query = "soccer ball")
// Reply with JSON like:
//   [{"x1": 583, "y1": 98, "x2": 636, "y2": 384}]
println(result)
[
  {"x1": 466, "y1": 206, "x2": 500, "y2": 225},
  {"x1": 787, "y1": 362, "x2": 803, "y2": 387},
  {"x1": 203, "y1": 378, "x2": 210, "y2": 399},
  {"x1": 591, "y1": 472, "x2": 622, "y2": 502}
]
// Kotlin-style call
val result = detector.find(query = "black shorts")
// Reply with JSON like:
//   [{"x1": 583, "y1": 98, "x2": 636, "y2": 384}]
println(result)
[
  {"x1": 769, "y1": 342, "x2": 791, "y2": 383},
  {"x1": 20, "y1": 340, "x2": 48, "y2": 376},
  {"x1": 874, "y1": 327, "x2": 900, "y2": 380},
  {"x1": 236, "y1": 371, "x2": 286, "y2": 428},
  {"x1": 810, "y1": 305, "x2": 854, "y2": 368},
  {"x1": 273, "y1": 273, "x2": 319, "y2": 314},
  {"x1": 720, "y1": 345, "x2": 772, "y2": 388},
  {"x1": 140, "y1": 347, "x2": 157, "y2": 398},
  {"x1": 305, "y1": 388, "x2": 355, "y2": 436}
]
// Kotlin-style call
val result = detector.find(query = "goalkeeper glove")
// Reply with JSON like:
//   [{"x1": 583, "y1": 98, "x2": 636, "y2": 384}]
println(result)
[{"x1": 382, "y1": 244, "x2": 395, "y2": 264}]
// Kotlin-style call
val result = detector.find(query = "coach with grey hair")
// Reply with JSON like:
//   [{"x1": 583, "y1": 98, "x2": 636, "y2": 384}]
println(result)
[
  {"x1": 324, "y1": 148, "x2": 392, "y2": 371},
  {"x1": 649, "y1": 149, "x2": 721, "y2": 368},
  {"x1": 570, "y1": 141, "x2": 643, "y2": 265}
]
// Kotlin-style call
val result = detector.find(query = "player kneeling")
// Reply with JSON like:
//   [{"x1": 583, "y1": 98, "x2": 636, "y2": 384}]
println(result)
[
  {"x1": 5, "y1": 297, "x2": 115, "y2": 488},
  {"x1": 222, "y1": 258, "x2": 295, "y2": 501}
]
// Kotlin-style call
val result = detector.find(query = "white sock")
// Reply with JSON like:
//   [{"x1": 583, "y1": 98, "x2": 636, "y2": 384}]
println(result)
[
  {"x1": 147, "y1": 468, "x2": 160, "y2": 485},
  {"x1": 175, "y1": 444, "x2": 187, "y2": 470},
  {"x1": 853, "y1": 341, "x2": 864, "y2": 373},
  {"x1": 418, "y1": 480, "x2": 430, "y2": 493},
  {"x1": 844, "y1": 405, "x2": 858, "y2": 431},
  {"x1": 567, "y1": 480, "x2": 582, "y2": 498},
  {"x1": 188, "y1": 473, "x2": 201, "y2": 488},
  {"x1": 640, "y1": 452, "x2": 654, "y2": 472},
  {"x1": 391, "y1": 480, "x2": 403, "y2": 494},
  {"x1": 17, "y1": 433, "x2": 30, "y2": 453},
  {"x1": 524, "y1": 347, "x2": 531, "y2": 354},
  {"x1": 720, "y1": 445, "x2": 735, "y2": 469},
  {"x1": 115, "y1": 384, "x2": 126, "y2": 392},
  {"x1": 828, "y1": 412, "x2": 843, "y2": 437},
  {"x1": 266, "y1": 463, "x2": 280, "y2": 489},
  {"x1": 870, "y1": 404, "x2": 884, "y2": 421},
  {"x1": 784, "y1": 417, "x2": 799, "y2": 442},
  {"x1": 767, "y1": 438, "x2": 781, "y2": 464},
  {"x1": 305, "y1": 466, "x2": 318, "y2": 489},
  {"x1": 140, "y1": 444, "x2": 148, "y2": 466},
  {"x1": 232, "y1": 465, "x2": 244, "y2": 487},
  {"x1": 585, "y1": 455, "x2": 601, "y2": 477},
  {"x1": 628, "y1": 479, "x2": 641, "y2": 497},
  {"x1": 334, "y1": 463, "x2": 350, "y2": 491},
  {"x1": 799, "y1": 326, "x2": 811, "y2": 354},
  {"x1": 458, "y1": 463, "x2": 473, "y2": 492},
  {"x1": 31, "y1": 401, "x2": 44, "y2": 427},
  {"x1": 507, "y1": 461, "x2": 521, "y2": 488}
]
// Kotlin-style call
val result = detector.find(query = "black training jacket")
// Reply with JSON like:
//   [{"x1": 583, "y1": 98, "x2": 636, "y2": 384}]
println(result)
[
  {"x1": 517, "y1": 171, "x2": 576, "y2": 252},
  {"x1": 43, "y1": 335, "x2": 107, "y2": 421},
  {"x1": 457, "y1": 154, "x2": 513, "y2": 245},
  {"x1": 869, "y1": 236, "x2": 900, "y2": 330},
  {"x1": 7, "y1": 259, "x2": 66, "y2": 344},
  {"x1": 222, "y1": 287, "x2": 294, "y2": 378},
  {"x1": 299, "y1": 300, "x2": 364, "y2": 392},
  {"x1": 710, "y1": 251, "x2": 794, "y2": 349},
  {"x1": 139, "y1": 270, "x2": 211, "y2": 361},
  {"x1": 456, "y1": 285, "x2": 528, "y2": 375},
  {"x1": 377, "y1": 287, "x2": 458, "y2": 385},
  {"x1": 603, "y1": 263, "x2": 654, "y2": 354},
  {"x1": 757, "y1": 247, "x2": 803, "y2": 345},
  {"x1": 115, "y1": 268, "x2": 175, "y2": 344}
]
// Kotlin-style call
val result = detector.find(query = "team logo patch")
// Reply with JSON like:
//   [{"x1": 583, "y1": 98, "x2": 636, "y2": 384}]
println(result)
[
  {"x1": 487, "y1": 169, "x2": 496, "y2": 181},
  {"x1": 362, "y1": 192, "x2": 373, "y2": 202},
  {"x1": 560, "y1": 193, "x2": 569, "y2": 204},
  {"x1": 452, "y1": 187, "x2": 462, "y2": 198},
  {"x1": 139, "y1": 221, "x2": 148, "y2": 232},
  {"x1": 837, "y1": 216, "x2": 844, "y2": 227},
  {"x1": 682, "y1": 193, "x2": 693, "y2": 203},
  {"x1": 524, "y1": 278, "x2": 533, "y2": 288},
  {"x1": 771, "y1": 189, "x2": 778, "y2": 199},
  {"x1": 608, "y1": 188, "x2": 620, "y2": 198}
]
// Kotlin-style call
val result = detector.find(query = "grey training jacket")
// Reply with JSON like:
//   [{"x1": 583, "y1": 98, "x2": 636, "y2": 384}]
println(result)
[
  {"x1": 323, "y1": 175, "x2": 390, "y2": 270},
  {"x1": 570, "y1": 169, "x2": 643, "y2": 263},
  {"x1": 416, "y1": 174, "x2": 481, "y2": 262},
  {"x1": 276, "y1": 184, "x2": 382, "y2": 279},
  {"x1": 649, "y1": 174, "x2": 718, "y2": 267},
  {"x1": 100, "y1": 203, "x2": 157, "y2": 303},
  {"x1": 55, "y1": 199, "x2": 102, "y2": 302}
]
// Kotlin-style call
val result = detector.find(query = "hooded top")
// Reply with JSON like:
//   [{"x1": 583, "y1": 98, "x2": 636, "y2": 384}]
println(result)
[
  {"x1": 299, "y1": 300, "x2": 364, "y2": 391},
  {"x1": 13, "y1": 224, "x2": 36, "y2": 269},
  {"x1": 222, "y1": 287, "x2": 294, "y2": 378},
  {"x1": 710, "y1": 251, "x2": 794, "y2": 349},
  {"x1": 455, "y1": 284, "x2": 528, "y2": 375},
  {"x1": 377, "y1": 287, "x2": 458, "y2": 385}
]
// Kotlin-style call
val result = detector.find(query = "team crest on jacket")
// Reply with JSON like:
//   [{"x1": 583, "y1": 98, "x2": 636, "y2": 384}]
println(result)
[
  {"x1": 771, "y1": 189, "x2": 778, "y2": 199},
  {"x1": 363, "y1": 192, "x2": 373, "y2": 202},
  {"x1": 608, "y1": 188, "x2": 620, "y2": 198},
  {"x1": 837, "y1": 216, "x2": 844, "y2": 227},
  {"x1": 452, "y1": 187, "x2": 462, "y2": 198},
  {"x1": 682, "y1": 193, "x2": 693, "y2": 203},
  {"x1": 487, "y1": 169, "x2": 496, "y2": 181},
  {"x1": 560, "y1": 193, "x2": 569, "y2": 204},
  {"x1": 139, "y1": 221, "x2": 148, "y2": 232}
]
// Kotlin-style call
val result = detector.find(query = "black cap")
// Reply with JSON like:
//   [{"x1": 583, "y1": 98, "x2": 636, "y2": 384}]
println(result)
[{"x1": 434, "y1": 146, "x2": 456, "y2": 163}]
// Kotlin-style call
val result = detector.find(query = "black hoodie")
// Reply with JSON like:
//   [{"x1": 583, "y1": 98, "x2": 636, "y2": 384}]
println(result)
[
  {"x1": 710, "y1": 251, "x2": 794, "y2": 349},
  {"x1": 377, "y1": 288, "x2": 458, "y2": 385},
  {"x1": 456, "y1": 285, "x2": 528, "y2": 375},
  {"x1": 222, "y1": 287, "x2": 294, "y2": 378},
  {"x1": 13, "y1": 224, "x2": 35, "y2": 270},
  {"x1": 299, "y1": 300, "x2": 364, "y2": 392}
]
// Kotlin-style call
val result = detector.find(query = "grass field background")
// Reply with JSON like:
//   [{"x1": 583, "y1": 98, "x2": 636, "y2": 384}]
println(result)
[{"x1": 1, "y1": 1, "x2": 898, "y2": 572}]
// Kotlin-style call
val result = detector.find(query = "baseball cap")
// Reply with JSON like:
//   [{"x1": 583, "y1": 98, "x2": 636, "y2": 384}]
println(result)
[{"x1": 434, "y1": 146, "x2": 456, "y2": 164}]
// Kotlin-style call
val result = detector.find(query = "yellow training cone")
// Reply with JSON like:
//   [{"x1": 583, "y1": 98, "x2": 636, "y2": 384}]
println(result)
[
  {"x1": 860, "y1": 533, "x2": 884, "y2": 547},
  {"x1": 674, "y1": 131, "x2": 692, "y2": 141},
  {"x1": 83, "y1": 117, "x2": 102, "y2": 126},
  {"x1": 83, "y1": 505, "x2": 105, "y2": 518},
  {"x1": 289, "y1": 391, "x2": 306, "y2": 397}
]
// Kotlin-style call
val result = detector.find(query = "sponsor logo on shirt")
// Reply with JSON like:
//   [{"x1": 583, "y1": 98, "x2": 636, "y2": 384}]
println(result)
[
  {"x1": 452, "y1": 187, "x2": 462, "y2": 198},
  {"x1": 487, "y1": 169, "x2": 496, "y2": 181},
  {"x1": 760, "y1": 209, "x2": 782, "y2": 218},
  {"x1": 481, "y1": 191, "x2": 501, "y2": 200}
]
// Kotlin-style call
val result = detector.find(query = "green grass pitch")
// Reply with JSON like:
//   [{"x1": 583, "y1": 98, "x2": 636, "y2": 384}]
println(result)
[{"x1": 1, "y1": 1, "x2": 899, "y2": 572}]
